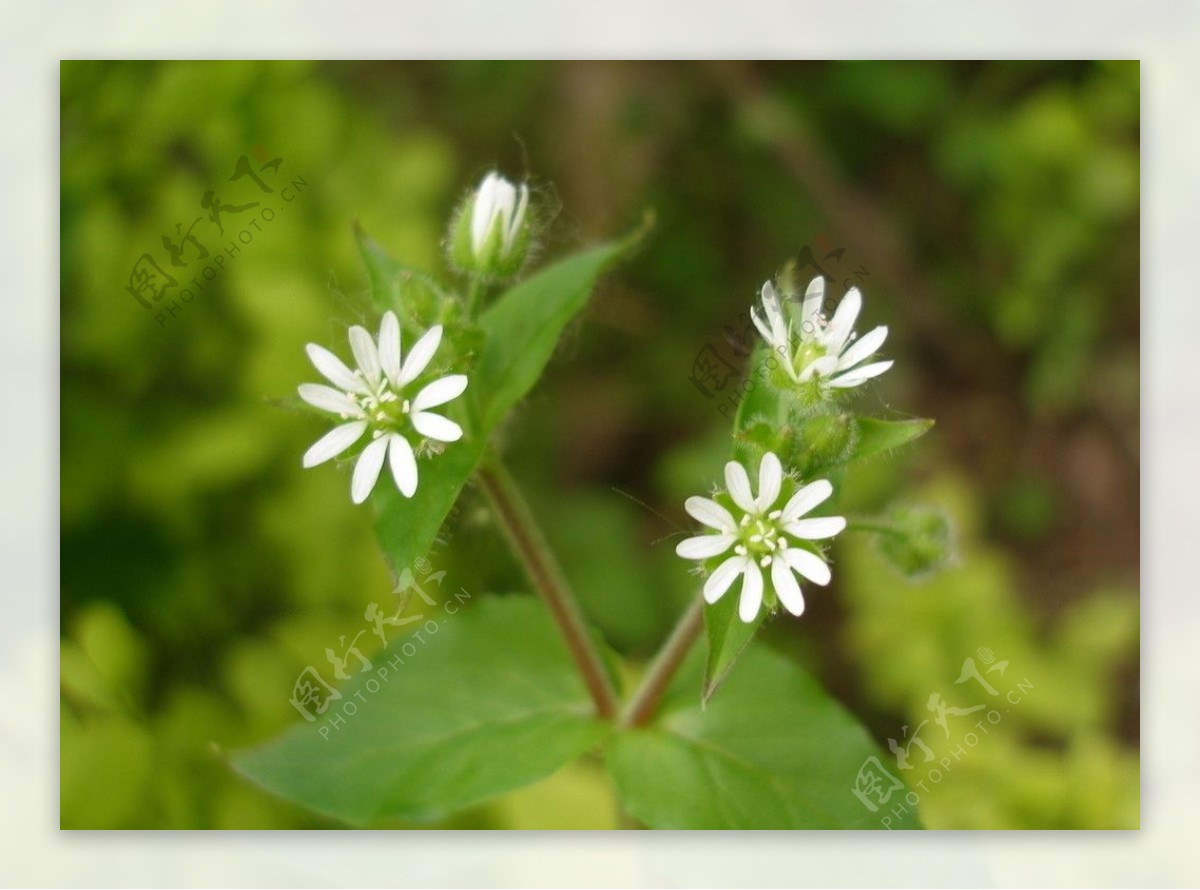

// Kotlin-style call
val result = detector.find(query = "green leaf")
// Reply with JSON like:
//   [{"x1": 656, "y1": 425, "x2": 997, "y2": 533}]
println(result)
[
  {"x1": 851, "y1": 417, "x2": 934, "y2": 462},
  {"x1": 731, "y1": 348, "x2": 784, "y2": 437},
  {"x1": 609, "y1": 646, "x2": 921, "y2": 829},
  {"x1": 354, "y1": 221, "x2": 445, "y2": 320},
  {"x1": 371, "y1": 436, "x2": 486, "y2": 577},
  {"x1": 701, "y1": 350, "x2": 780, "y2": 703},
  {"x1": 701, "y1": 583, "x2": 764, "y2": 705},
  {"x1": 232, "y1": 597, "x2": 608, "y2": 826},
  {"x1": 475, "y1": 217, "x2": 649, "y2": 429}
]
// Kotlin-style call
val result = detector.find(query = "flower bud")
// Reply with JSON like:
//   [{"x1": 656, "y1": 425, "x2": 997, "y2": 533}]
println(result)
[
  {"x1": 876, "y1": 504, "x2": 955, "y2": 579},
  {"x1": 448, "y1": 171, "x2": 532, "y2": 281},
  {"x1": 791, "y1": 410, "x2": 857, "y2": 477}
]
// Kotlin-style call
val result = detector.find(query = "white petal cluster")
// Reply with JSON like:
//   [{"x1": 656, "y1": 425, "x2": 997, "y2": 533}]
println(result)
[
  {"x1": 751, "y1": 277, "x2": 893, "y2": 389},
  {"x1": 471, "y1": 172, "x2": 530, "y2": 260},
  {"x1": 675, "y1": 452, "x2": 846, "y2": 623},
  {"x1": 298, "y1": 311, "x2": 468, "y2": 504}
]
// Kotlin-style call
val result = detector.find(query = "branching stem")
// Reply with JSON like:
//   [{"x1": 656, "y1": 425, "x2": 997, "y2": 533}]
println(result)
[
  {"x1": 622, "y1": 598, "x2": 704, "y2": 727},
  {"x1": 478, "y1": 456, "x2": 619, "y2": 720}
]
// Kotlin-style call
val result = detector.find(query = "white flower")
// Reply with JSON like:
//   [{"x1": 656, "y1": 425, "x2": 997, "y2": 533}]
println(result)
[
  {"x1": 470, "y1": 171, "x2": 529, "y2": 260},
  {"x1": 298, "y1": 311, "x2": 468, "y2": 504},
  {"x1": 675, "y1": 451, "x2": 846, "y2": 623},
  {"x1": 751, "y1": 277, "x2": 893, "y2": 389}
]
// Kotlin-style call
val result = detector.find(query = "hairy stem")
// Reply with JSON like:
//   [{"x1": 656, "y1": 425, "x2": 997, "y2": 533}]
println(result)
[
  {"x1": 622, "y1": 598, "x2": 704, "y2": 727},
  {"x1": 477, "y1": 457, "x2": 619, "y2": 720},
  {"x1": 465, "y1": 278, "x2": 487, "y2": 318},
  {"x1": 846, "y1": 518, "x2": 904, "y2": 537}
]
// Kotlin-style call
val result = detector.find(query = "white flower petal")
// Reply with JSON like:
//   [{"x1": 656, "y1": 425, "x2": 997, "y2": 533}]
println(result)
[
  {"x1": 750, "y1": 306, "x2": 775, "y2": 346},
  {"x1": 760, "y1": 281, "x2": 788, "y2": 346},
  {"x1": 797, "y1": 355, "x2": 839, "y2": 382},
  {"x1": 822, "y1": 287, "x2": 862, "y2": 354},
  {"x1": 836, "y1": 325, "x2": 888, "y2": 372},
  {"x1": 771, "y1": 557, "x2": 806, "y2": 616},
  {"x1": 471, "y1": 174, "x2": 500, "y2": 251},
  {"x1": 784, "y1": 515, "x2": 847, "y2": 541},
  {"x1": 738, "y1": 561, "x2": 764, "y2": 623},
  {"x1": 781, "y1": 479, "x2": 833, "y2": 522},
  {"x1": 703, "y1": 555, "x2": 747, "y2": 604},
  {"x1": 782, "y1": 546, "x2": 832, "y2": 586},
  {"x1": 399, "y1": 325, "x2": 443, "y2": 386},
  {"x1": 800, "y1": 276, "x2": 824, "y2": 332},
  {"x1": 298, "y1": 383, "x2": 364, "y2": 418},
  {"x1": 676, "y1": 533, "x2": 736, "y2": 560},
  {"x1": 350, "y1": 436, "x2": 388, "y2": 504},
  {"x1": 411, "y1": 374, "x2": 468, "y2": 412},
  {"x1": 387, "y1": 433, "x2": 418, "y2": 498},
  {"x1": 378, "y1": 312, "x2": 402, "y2": 386},
  {"x1": 684, "y1": 496, "x2": 736, "y2": 533},
  {"x1": 305, "y1": 344, "x2": 368, "y2": 394},
  {"x1": 505, "y1": 185, "x2": 530, "y2": 252},
  {"x1": 724, "y1": 460, "x2": 756, "y2": 513},
  {"x1": 302, "y1": 421, "x2": 367, "y2": 468},
  {"x1": 755, "y1": 452, "x2": 783, "y2": 512},
  {"x1": 411, "y1": 410, "x2": 462, "y2": 442},
  {"x1": 349, "y1": 325, "x2": 382, "y2": 387},
  {"x1": 829, "y1": 360, "x2": 894, "y2": 388},
  {"x1": 773, "y1": 342, "x2": 801, "y2": 382}
]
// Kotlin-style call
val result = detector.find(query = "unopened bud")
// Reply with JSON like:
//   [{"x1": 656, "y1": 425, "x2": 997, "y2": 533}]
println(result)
[
  {"x1": 792, "y1": 411, "x2": 856, "y2": 477},
  {"x1": 877, "y1": 504, "x2": 954, "y2": 579},
  {"x1": 448, "y1": 171, "x2": 532, "y2": 281}
]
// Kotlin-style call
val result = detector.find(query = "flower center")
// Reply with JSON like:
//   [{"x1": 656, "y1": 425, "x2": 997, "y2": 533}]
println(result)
[
  {"x1": 790, "y1": 339, "x2": 827, "y2": 377},
  {"x1": 735, "y1": 513, "x2": 789, "y2": 567},
  {"x1": 351, "y1": 375, "x2": 410, "y2": 428}
]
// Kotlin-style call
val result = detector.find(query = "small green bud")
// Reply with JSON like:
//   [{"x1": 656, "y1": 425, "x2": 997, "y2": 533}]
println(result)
[
  {"x1": 791, "y1": 410, "x2": 857, "y2": 477},
  {"x1": 734, "y1": 418, "x2": 795, "y2": 467},
  {"x1": 876, "y1": 504, "x2": 955, "y2": 579},
  {"x1": 448, "y1": 171, "x2": 533, "y2": 282}
]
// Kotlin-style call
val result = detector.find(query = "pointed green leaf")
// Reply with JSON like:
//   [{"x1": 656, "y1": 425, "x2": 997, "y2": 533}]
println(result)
[
  {"x1": 701, "y1": 583, "x2": 764, "y2": 705},
  {"x1": 851, "y1": 417, "x2": 934, "y2": 462},
  {"x1": 475, "y1": 217, "x2": 649, "y2": 429},
  {"x1": 233, "y1": 597, "x2": 608, "y2": 826},
  {"x1": 731, "y1": 348, "x2": 784, "y2": 437},
  {"x1": 354, "y1": 221, "x2": 445, "y2": 318},
  {"x1": 698, "y1": 349, "x2": 780, "y2": 703},
  {"x1": 371, "y1": 436, "x2": 486, "y2": 578},
  {"x1": 356, "y1": 222, "x2": 477, "y2": 579},
  {"x1": 609, "y1": 646, "x2": 921, "y2": 829}
]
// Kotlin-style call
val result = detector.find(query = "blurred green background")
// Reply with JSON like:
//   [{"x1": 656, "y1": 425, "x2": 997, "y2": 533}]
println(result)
[{"x1": 60, "y1": 60, "x2": 1139, "y2": 829}]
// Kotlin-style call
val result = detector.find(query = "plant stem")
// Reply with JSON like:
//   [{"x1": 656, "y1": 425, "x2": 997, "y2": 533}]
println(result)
[
  {"x1": 847, "y1": 518, "x2": 903, "y2": 537},
  {"x1": 465, "y1": 278, "x2": 486, "y2": 318},
  {"x1": 477, "y1": 457, "x2": 619, "y2": 720},
  {"x1": 622, "y1": 598, "x2": 704, "y2": 728}
]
